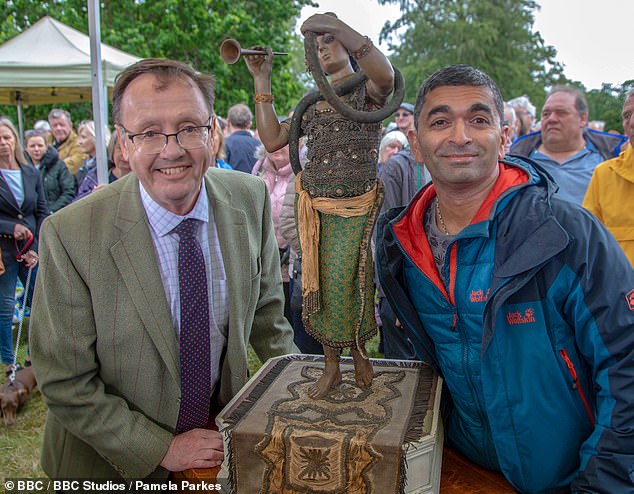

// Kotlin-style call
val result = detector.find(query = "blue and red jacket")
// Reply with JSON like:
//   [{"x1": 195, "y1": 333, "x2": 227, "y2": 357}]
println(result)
[{"x1": 376, "y1": 155, "x2": 634, "y2": 493}]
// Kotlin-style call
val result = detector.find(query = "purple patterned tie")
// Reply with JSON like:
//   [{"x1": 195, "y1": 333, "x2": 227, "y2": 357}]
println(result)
[{"x1": 174, "y1": 218, "x2": 211, "y2": 433}]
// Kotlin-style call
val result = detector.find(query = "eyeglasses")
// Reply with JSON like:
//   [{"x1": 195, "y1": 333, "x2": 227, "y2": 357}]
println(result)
[
  {"x1": 394, "y1": 112, "x2": 412, "y2": 118},
  {"x1": 123, "y1": 121, "x2": 213, "y2": 155}
]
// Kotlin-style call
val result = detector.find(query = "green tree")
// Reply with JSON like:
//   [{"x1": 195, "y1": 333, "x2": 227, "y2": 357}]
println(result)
[
  {"x1": 378, "y1": 0, "x2": 563, "y2": 106},
  {"x1": 585, "y1": 81, "x2": 634, "y2": 134},
  {"x1": 0, "y1": 0, "x2": 315, "y2": 129}
]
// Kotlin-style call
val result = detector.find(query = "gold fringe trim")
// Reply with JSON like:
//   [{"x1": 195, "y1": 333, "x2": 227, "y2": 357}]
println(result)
[{"x1": 296, "y1": 172, "x2": 379, "y2": 316}]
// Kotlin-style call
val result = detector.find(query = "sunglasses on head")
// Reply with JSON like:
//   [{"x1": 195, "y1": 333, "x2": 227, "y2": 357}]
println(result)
[{"x1": 394, "y1": 112, "x2": 412, "y2": 118}]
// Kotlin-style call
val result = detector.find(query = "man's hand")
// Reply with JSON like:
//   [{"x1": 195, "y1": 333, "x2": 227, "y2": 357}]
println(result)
[{"x1": 160, "y1": 429, "x2": 224, "y2": 472}]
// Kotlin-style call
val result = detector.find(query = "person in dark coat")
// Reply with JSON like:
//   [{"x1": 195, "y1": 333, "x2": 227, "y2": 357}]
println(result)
[
  {"x1": 24, "y1": 130, "x2": 76, "y2": 212},
  {"x1": 0, "y1": 118, "x2": 49, "y2": 375}
]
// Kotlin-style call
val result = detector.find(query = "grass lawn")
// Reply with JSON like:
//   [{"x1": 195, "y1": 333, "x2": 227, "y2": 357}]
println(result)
[
  {"x1": 2, "y1": 321, "x2": 382, "y2": 479},
  {"x1": 1, "y1": 327, "x2": 46, "y2": 478}
]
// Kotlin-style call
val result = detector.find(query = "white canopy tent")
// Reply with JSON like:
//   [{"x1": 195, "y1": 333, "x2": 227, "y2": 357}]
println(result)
[
  {"x1": 0, "y1": 14, "x2": 140, "y2": 183},
  {"x1": 0, "y1": 15, "x2": 139, "y2": 106}
]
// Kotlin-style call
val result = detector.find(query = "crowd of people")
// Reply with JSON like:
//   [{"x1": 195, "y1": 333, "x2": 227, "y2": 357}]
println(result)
[{"x1": 0, "y1": 12, "x2": 631, "y2": 493}]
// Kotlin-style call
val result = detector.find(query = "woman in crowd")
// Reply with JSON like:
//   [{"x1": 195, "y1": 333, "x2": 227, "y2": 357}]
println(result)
[
  {"x1": 213, "y1": 124, "x2": 233, "y2": 169},
  {"x1": 0, "y1": 118, "x2": 49, "y2": 375},
  {"x1": 24, "y1": 130, "x2": 76, "y2": 212},
  {"x1": 252, "y1": 144, "x2": 294, "y2": 322},
  {"x1": 74, "y1": 132, "x2": 130, "y2": 201},
  {"x1": 245, "y1": 13, "x2": 395, "y2": 398},
  {"x1": 378, "y1": 130, "x2": 408, "y2": 173},
  {"x1": 75, "y1": 120, "x2": 111, "y2": 192}
]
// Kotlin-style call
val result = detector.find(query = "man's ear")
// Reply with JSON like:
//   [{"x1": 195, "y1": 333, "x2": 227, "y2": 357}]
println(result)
[
  {"x1": 408, "y1": 129, "x2": 424, "y2": 163},
  {"x1": 499, "y1": 125, "x2": 510, "y2": 160},
  {"x1": 580, "y1": 112, "x2": 589, "y2": 129},
  {"x1": 115, "y1": 125, "x2": 130, "y2": 161}
]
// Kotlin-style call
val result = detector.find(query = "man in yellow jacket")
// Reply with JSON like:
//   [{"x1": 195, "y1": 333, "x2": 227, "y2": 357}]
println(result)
[
  {"x1": 47, "y1": 108, "x2": 87, "y2": 175},
  {"x1": 583, "y1": 89, "x2": 634, "y2": 265}
]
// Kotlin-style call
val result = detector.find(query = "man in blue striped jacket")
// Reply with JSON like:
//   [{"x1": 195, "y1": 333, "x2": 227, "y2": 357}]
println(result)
[{"x1": 376, "y1": 64, "x2": 634, "y2": 493}]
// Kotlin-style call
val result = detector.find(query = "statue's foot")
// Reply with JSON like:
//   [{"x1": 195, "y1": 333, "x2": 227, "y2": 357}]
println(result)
[
  {"x1": 354, "y1": 358, "x2": 373, "y2": 388},
  {"x1": 308, "y1": 367, "x2": 342, "y2": 399},
  {"x1": 351, "y1": 348, "x2": 373, "y2": 389}
]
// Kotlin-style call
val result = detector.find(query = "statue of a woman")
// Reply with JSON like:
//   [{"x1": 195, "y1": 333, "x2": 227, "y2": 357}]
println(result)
[{"x1": 245, "y1": 13, "x2": 395, "y2": 399}]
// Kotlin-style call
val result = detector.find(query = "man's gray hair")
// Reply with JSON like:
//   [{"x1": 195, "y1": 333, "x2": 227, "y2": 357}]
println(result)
[
  {"x1": 503, "y1": 102, "x2": 517, "y2": 125},
  {"x1": 547, "y1": 86, "x2": 588, "y2": 116},
  {"x1": 507, "y1": 95, "x2": 536, "y2": 118},
  {"x1": 227, "y1": 104, "x2": 253, "y2": 129},
  {"x1": 48, "y1": 109, "x2": 72, "y2": 124}
]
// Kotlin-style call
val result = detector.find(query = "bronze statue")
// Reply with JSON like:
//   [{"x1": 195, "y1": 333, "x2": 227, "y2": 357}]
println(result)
[{"x1": 242, "y1": 13, "x2": 403, "y2": 398}]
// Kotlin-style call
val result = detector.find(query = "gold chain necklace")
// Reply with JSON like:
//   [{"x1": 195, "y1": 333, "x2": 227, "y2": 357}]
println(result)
[{"x1": 435, "y1": 197, "x2": 449, "y2": 235}]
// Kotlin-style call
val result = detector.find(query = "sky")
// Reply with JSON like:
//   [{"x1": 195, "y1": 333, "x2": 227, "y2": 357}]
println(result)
[{"x1": 297, "y1": 0, "x2": 632, "y2": 91}]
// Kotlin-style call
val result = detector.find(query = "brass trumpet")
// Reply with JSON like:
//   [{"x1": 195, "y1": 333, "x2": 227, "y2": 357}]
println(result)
[{"x1": 219, "y1": 38, "x2": 288, "y2": 65}]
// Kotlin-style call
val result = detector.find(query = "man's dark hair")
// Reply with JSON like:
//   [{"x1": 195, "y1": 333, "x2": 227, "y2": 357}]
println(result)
[
  {"x1": 413, "y1": 64, "x2": 504, "y2": 130},
  {"x1": 227, "y1": 104, "x2": 253, "y2": 130},
  {"x1": 112, "y1": 58, "x2": 215, "y2": 124},
  {"x1": 546, "y1": 85, "x2": 588, "y2": 116}
]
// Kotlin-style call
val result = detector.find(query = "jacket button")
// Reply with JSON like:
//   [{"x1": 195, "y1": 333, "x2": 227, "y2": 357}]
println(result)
[{"x1": 17, "y1": 214, "x2": 23, "y2": 220}]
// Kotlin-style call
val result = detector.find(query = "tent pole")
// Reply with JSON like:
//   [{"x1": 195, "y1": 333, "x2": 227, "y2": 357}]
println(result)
[
  {"x1": 88, "y1": 0, "x2": 109, "y2": 185},
  {"x1": 16, "y1": 92, "x2": 24, "y2": 143},
  {"x1": 16, "y1": 103, "x2": 24, "y2": 143}
]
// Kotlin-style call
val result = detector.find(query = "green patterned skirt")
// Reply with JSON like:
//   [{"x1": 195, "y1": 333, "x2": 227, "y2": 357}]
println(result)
[{"x1": 303, "y1": 212, "x2": 377, "y2": 349}]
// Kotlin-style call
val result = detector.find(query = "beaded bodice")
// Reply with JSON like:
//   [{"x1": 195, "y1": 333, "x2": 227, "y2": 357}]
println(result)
[{"x1": 300, "y1": 82, "x2": 382, "y2": 198}]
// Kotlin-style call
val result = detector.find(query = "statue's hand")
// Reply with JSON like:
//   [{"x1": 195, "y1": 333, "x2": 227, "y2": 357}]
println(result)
[
  {"x1": 244, "y1": 45, "x2": 273, "y2": 80},
  {"x1": 300, "y1": 13, "x2": 343, "y2": 37}
]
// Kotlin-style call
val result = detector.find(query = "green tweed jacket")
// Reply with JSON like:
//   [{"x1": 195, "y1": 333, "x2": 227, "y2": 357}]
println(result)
[{"x1": 30, "y1": 168, "x2": 296, "y2": 480}]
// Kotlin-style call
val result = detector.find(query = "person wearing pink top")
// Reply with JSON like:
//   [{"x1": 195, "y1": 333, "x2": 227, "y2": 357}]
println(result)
[{"x1": 252, "y1": 144, "x2": 295, "y2": 321}]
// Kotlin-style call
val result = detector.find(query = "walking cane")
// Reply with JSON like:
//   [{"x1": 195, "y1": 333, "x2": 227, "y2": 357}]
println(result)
[{"x1": 8, "y1": 231, "x2": 34, "y2": 384}]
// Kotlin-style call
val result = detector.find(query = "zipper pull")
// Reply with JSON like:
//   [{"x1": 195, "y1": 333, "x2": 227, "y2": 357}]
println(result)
[
  {"x1": 559, "y1": 349, "x2": 579, "y2": 390},
  {"x1": 450, "y1": 312, "x2": 457, "y2": 331}
]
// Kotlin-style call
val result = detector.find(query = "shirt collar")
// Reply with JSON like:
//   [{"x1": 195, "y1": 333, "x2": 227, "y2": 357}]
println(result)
[{"x1": 140, "y1": 180, "x2": 209, "y2": 237}]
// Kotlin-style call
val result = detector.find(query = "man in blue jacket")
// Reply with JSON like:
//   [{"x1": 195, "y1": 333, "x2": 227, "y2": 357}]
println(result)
[
  {"x1": 509, "y1": 87, "x2": 626, "y2": 205},
  {"x1": 376, "y1": 64, "x2": 634, "y2": 493}
]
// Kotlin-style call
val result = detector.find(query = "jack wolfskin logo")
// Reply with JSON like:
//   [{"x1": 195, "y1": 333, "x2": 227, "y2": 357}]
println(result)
[
  {"x1": 470, "y1": 288, "x2": 490, "y2": 303},
  {"x1": 627, "y1": 289, "x2": 634, "y2": 311},
  {"x1": 507, "y1": 308, "x2": 536, "y2": 325}
]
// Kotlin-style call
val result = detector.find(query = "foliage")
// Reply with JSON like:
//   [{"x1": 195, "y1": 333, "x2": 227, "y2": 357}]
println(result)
[
  {"x1": 584, "y1": 81, "x2": 634, "y2": 134},
  {"x1": 378, "y1": 0, "x2": 563, "y2": 108},
  {"x1": 0, "y1": 0, "x2": 315, "y2": 129}
]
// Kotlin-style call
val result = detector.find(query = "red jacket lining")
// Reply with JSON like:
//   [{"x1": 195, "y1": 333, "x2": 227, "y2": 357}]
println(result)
[{"x1": 392, "y1": 163, "x2": 529, "y2": 303}]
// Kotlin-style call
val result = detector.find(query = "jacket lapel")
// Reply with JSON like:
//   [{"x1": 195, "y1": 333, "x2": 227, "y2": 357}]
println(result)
[
  {"x1": 204, "y1": 172, "x2": 251, "y2": 325},
  {"x1": 110, "y1": 175, "x2": 180, "y2": 384}
]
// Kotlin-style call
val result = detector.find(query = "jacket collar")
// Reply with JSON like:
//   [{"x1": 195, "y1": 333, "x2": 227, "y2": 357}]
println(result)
[
  {"x1": 609, "y1": 145, "x2": 634, "y2": 183},
  {"x1": 388, "y1": 156, "x2": 568, "y2": 281},
  {"x1": 490, "y1": 157, "x2": 569, "y2": 279},
  {"x1": 37, "y1": 146, "x2": 60, "y2": 171}
]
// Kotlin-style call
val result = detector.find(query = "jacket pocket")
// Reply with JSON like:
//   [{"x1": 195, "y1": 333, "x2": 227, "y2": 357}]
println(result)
[{"x1": 559, "y1": 348, "x2": 595, "y2": 426}]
